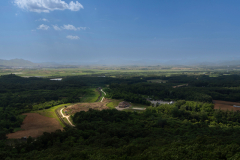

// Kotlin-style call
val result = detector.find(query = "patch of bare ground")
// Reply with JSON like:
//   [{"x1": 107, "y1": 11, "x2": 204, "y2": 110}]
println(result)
[
  {"x1": 172, "y1": 84, "x2": 188, "y2": 88},
  {"x1": 213, "y1": 100, "x2": 240, "y2": 111},
  {"x1": 63, "y1": 98, "x2": 111, "y2": 115},
  {"x1": 7, "y1": 113, "x2": 63, "y2": 139}
]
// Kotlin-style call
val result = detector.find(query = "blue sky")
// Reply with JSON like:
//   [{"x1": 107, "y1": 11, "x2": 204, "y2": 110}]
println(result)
[{"x1": 1, "y1": 0, "x2": 240, "y2": 64}]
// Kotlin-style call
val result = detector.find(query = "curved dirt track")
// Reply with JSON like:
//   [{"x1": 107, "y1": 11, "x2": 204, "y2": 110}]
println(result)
[{"x1": 7, "y1": 113, "x2": 63, "y2": 139}]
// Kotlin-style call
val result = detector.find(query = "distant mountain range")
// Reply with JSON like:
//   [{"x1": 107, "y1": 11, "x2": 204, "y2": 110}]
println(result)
[
  {"x1": 0, "y1": 59, "x2": 38, "y2": 67},
  {"x1": 0, "y1": 59, "x2": 68, "y2": 68}
]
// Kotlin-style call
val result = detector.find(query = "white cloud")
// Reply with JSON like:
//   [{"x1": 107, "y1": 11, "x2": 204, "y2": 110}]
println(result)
[
  {"x1": 37, "y1": 24, "x2": 50, "y2": 30},
  {"x1": 14, "y1": 0, "x2": 84, "y2": 13},
  {"x1": 52, "y1": 25, "x2": 61, "y2": 31},
  {"x1": 62, "y1": 24, "x2": 78, "y2": 31},
  {"x1": 62, "y1": 24, "x2": 86, "y2": 31},
  {"x1": 77, "y1": 27, "x2": 86, "y2": 30},
  {"x1": 66, "y1": 35, "x2": 79, "y2": 40},
  {"x1": 36, "y1": 18, "x2": 49, "y2": 22}
]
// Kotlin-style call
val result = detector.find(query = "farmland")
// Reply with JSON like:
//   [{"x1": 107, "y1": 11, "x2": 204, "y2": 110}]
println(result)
[
  {"x1": 0, "y1": 66, "x2": 238, "y2": 78},
  {"x1": 7, "y1": 113, "x2": 63, "y2": 139}
]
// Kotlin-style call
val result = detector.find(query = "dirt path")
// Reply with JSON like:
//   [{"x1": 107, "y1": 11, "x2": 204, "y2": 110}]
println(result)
[
  {"x1": 7, "y1": 113, "x2": 63, "y2": 139},
  {"x1": 100, "y1": 89, "x2": 106, "y2": 102},
  {"x1": 60, "y1": 108, "x2": 75, "y2": 126}
]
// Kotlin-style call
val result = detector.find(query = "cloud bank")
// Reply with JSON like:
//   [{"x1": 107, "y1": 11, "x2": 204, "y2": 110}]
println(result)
[
  {"x1": 62, "y1": 24, "x2": 78, "y2": 31},
  {"x1": 52, "y1": 25, "x2": 61, "y2": 30},
  {"x1": 36, "y1": 18, "x2": 49, "y2": 22},
  {"x1": 37, "y1": 24, "x2": 50, "y2": 30},
  {"x1": 66, "y1": 35, "x2": 79, "y2": 40},
  {"x1": 62, "y1": 24, "x2": 86, "y2": 31},
  {"x1": 14, "y1": 0, "x2": 84, "y2": 13}
]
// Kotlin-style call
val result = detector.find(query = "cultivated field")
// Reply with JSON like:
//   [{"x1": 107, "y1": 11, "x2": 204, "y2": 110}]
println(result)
[
  {"x1": 213, "y1": 100, "x2": 240, "y2": 111},
  {"x1": 0, "y1": 67, "x2": 222, "y2": 78},
  {"x1": 7, "y1": 113, "x2": 63, "y2": 139}
]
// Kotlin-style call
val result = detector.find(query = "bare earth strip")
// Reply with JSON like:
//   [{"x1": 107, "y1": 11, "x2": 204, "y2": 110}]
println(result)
[
  {"x1": 213, "y1": 100, "x2": 240, "y2": 111},
  {"x1": 7, "y1": 113, "x2": 63, "y2": 139},
  {"x1": 63, "y1": 98, "x2": 111, "y2": 115}
]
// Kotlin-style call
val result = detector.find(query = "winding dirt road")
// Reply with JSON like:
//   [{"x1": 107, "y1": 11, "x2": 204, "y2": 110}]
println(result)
[
  {"x1": 60, "y1": 108, "x2": 75, "y2": 126},
  {"x1": 100, "y1": 89, "x2": 106, "y2": 102}
]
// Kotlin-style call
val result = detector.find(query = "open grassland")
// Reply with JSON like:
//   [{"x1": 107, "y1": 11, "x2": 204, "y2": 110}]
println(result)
[
  {"x1": 33, "y1": 103, "x2": 71, "y2": 127},
  {"x1": 106, "y1": 99, "x2": 122, "y2": 109},
  {"x1": 80, "y1": 89, "x2": 100, "y2": 103},
  {"x1": 0, "y1": 67, "x2": 233, "y2": 78}
]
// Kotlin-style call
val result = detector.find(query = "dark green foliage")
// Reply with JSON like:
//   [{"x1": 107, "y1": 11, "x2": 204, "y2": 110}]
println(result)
[
  {"x1": 106, "y1": 75, "x2": 240, "y2": 103},
  {"x1": 1, "y1": 74, "x2": 240, "y2": 159},
  {"x1": 0, "y1": 74, "x2": 146, "y2": 136},
  {"x1": 2, "y1": 101, "x2": 240, "y2": 159}
]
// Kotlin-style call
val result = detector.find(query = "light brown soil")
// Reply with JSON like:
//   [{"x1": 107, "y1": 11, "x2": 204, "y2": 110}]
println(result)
[
  {"x1": 7, "y1": 113, "x2": 63, "y2": 139},
  {"x1": 172, "y1": 84, "x2": 188, "y2": 88},
  {"x1": 63, "y1": 98, "x2": 111, "y2": 115},
  {"x1": 213, "y1": 100, "x2": 240, "y2": 111}
]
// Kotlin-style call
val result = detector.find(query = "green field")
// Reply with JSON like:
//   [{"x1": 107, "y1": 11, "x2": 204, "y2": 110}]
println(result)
[
  {"x1": 106, "y1": 99, "x2": 122, "y2": 109},
  {"x1": 80, "y1": 89, "x2": 100, "y2": 102},
  {"x1": 0, "y1": 67, "x2": 235, "y2": 78}
]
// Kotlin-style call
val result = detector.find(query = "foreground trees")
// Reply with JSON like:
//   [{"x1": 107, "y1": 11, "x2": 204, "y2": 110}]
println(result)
[{"x1": 2, "y1": 101, "x2": 240, "y2": 159}]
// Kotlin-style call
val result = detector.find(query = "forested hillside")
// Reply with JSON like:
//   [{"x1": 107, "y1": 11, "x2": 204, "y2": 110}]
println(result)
[
  {"x1": 2, "y1": 101, "x2": 240, "y2": 159},
  {"x1": 0, "y1": 74, "x2": 146, "y2": 138},
  {"x1": 1, "y1": 74, "x2": 240, "y2": 159}
]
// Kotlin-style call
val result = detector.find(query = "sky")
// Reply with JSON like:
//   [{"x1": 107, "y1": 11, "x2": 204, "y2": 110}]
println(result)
[{"x1": 1, "y1": 0, "x2": 240, "y2": 65}]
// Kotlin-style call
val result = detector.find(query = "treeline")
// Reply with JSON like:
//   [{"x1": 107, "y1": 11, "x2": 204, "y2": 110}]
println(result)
[
  {"x1": 106, "y1": 75, "x2": 240, "y2": 103},
  {"x1": 106, "y1": 82, "x2": 213, "y2": 102},
  {"x1": 105, "y1": 84, "x2": 151, "y2": 105},
  {"x1": 3, "y1": 101, "x2": 240, "y2": 159}
]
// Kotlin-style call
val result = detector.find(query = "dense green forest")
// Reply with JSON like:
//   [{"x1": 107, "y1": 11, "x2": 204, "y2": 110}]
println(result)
[
  {"x1": 2, "y1": 101, "x2": 240, "y2": 159},
  {"x1": 2, "y1": 74, "x2": 240, "y2": 137},
  {"x1": 1, "y1": 74, "x2": 240, "y2": 159},
  {"x1": 106, "y1": 75, "x2": 240, "y2": 103}
]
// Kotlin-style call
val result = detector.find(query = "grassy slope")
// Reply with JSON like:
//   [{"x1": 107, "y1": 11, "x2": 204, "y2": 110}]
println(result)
[
  {"x1": 106, "y1": 99, "x2": 122, "y2": 109},
  {"x1": 30, "y1": 89, "x2": 100, "y2": 127},
  {"x1": 80, "y1": 89, "x2": 100, "y2": 103},
  {"x1": 96, "y1": 89, "x2": 105, "y2": 102},
  {"x1": 32, "y1": 103, "x2": 71, "y2": 127}
]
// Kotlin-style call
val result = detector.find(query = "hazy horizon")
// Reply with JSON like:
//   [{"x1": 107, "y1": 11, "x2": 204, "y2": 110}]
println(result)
[{"x1": 1, "y1": 0, "x2": 240, "y2": 64}]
